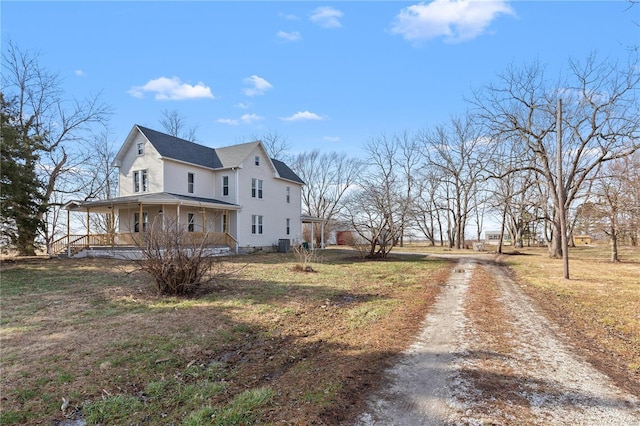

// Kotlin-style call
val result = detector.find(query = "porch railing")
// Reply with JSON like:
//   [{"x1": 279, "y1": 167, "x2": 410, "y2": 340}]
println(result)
[{"x1": 50, "y1": 232, "x2": 234, "y2": 256}]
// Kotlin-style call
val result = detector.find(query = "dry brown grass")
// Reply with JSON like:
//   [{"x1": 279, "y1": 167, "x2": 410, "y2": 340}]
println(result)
[
  {"x1": 499, "y1": 244, "x2": 640, "y2": 393},
  {"x1": 0, "y1": 249, "x2": 453, "y2": 425}
]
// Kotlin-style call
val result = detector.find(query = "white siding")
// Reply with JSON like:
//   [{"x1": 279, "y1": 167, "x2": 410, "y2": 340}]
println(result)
[
  {"x1": 235, "y1": 145, "x2": 303, "y2": 248},
  {"x1": 118, "y1": 134, "x2": 163, "y2": 196},
  {"x1": 163, "y1": 160, "x2": 216, "y2": 198}
]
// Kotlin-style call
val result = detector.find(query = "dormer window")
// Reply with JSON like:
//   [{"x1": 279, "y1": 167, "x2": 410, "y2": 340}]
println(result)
[
  {"x1": 255, "y1": 155, "x2": 260, "y2": 166},
  {"x1": 137, "y1": 142, "x2": 145, "y2": 156}
]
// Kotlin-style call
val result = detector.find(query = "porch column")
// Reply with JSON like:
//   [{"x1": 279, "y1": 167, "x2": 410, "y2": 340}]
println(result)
[
  {"x1": 201, "y1": 209, "x2": 206, "y2": 232},
  {"x1": 67, "y1": 209, "x2": 71, "y2": 257},
  {"x1": 321, "y1": 220, "x2": 325, "y2": 249},
  {"x1": 139, "y1": 203, "x2": 143, "y2": 232},
  {"x1": 86, "y1": 208, "x2": 91, "y2": 248},
  {"x1": 161, "y1": 204, "x2": 165, "y2": 231},
  {"x1": 310, "y1": 222, "x2": 315, "y2": 251},
  {"x1": 177, "y1": 203, "x2": 181, "y2": 226},
  {"x1": 109, "y1": 205, "x2": 115, "y2": 246}
]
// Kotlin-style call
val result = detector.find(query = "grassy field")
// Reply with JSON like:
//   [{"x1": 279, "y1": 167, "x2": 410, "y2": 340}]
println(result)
[
  {"x1": 1, "y1": 243, "x2": 637, "y2": 424},
  {"x1": 498, "y1": 244, "x2": 640, "y2": 392},
  {"x1": 0, "y1": 249, "x2": 452, "y2": 425}
]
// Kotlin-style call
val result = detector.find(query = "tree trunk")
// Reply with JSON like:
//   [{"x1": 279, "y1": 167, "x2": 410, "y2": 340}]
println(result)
[
  {"x1": 611, "y1": 232, "x2": 619, "y2": 262},
  {"x1": 548, "y1": 221, "x2": 563, "y2": 258}
]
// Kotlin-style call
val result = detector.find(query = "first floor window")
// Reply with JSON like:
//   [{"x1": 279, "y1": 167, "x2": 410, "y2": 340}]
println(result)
[
  {"x1": 134, "y1": 212, "x2": 148, "y2": 232},
  {"x1": 222, "y1": 213, "x2": 228, "y2": 233},
  {"x1": 133, "y1": 170, "x2": 148, "y2": 193},
  {"x1": 222, "y1": 175, "x2": 229, "y2": 196},
  {"x1": 188, "y1": 172, "x2": 195, "y2": 194},
  {"x1": 286, "y1": 218, "x2": 290, "y2": 235},
  {"x1": 188, "y1": 213, "x2": 195, "y2": 232},
  {"x1": 251, "y1": 215, "x2": 263, "y2": 235}
]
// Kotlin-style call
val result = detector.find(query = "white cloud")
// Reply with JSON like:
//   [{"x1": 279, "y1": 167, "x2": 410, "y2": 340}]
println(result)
[
  {"x1": 323, "y1": 136, "x2": 341, "y2": 142},
  {"x1": 390, "y1": 0, "x2": 515, "y2": 44},
  {"x1": 75, "y1": 69, "x2": 86, "y2": 77},
  {"x1": 281, "y1": 111, "x2": 325, "y2": 122},
  {"x1": 217, "y1": 118, "x2": 239, "y2": 125},
  {"x1": 277, "y1": 30, "x2": 301, "y2": 42},
  {"x1": 279, "y1": 12, "x2": 300, "y2": 21},
  {"x1": 241, "y1": 113, "x2": 265, "y2": 124},
  {"x1": 310, "y1": 6, "x2": 344, "y2": 28},
  {"x1": 235, "y1": 102, "x2": 251, "y2": 109},
  {"x1": 128, "y1": 76, "x2": 215, "y2": 100},
  {"x1": 243, "y1": 75, "x2": 273, "y2": 97}
]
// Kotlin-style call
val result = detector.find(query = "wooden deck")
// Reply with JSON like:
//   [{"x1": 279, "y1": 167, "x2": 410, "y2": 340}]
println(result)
[{"x1": 51, "y1": 232, "x2": 237, "y2": 257}]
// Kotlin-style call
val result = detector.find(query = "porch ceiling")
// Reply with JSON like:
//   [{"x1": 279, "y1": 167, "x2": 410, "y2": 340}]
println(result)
[{"x1": 65, "y1": 192, "x2": 241, "y2": 213}]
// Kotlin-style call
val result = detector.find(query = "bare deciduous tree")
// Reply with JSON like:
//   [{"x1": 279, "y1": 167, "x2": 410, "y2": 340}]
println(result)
[
  {"x1": 160, "y1": 109, "x2": 198, "y2": 142},
  {"x1": 473, "y1": 54, "x2": 640, "y2": 266},
  {"x1": 419, "y1": 115, "x2": 491, "y2": 249},
  {"x1": 343, "y1": 133, "x2": 415, "y2": 258},
  {"x1": 2, "y1": 40, "x2": 112, "y2": 252},
  {"x1": 291, "y1": 150, "x2": 362, "y2": 246}
]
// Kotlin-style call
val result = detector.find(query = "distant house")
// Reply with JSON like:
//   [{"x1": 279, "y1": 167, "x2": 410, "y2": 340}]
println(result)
[
  {"x1": 484, "y1": 231, "x2": 511, "y2": 245},
  {"x1": 59, "y1": 125, "x2": 306, "y2": 257},
  {"x1": 573, "y1": 235, "x2": 592, "y2": 246}
]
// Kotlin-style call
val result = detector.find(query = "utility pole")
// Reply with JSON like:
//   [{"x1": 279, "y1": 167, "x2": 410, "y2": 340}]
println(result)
[{"x1": 557, "y1": 98, "x2": 570, "y2": 279}]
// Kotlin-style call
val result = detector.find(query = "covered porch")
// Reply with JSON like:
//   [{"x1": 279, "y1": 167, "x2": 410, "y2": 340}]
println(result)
[{"x1": 56, "y1": 193, "x2": 240, "y2": 257}]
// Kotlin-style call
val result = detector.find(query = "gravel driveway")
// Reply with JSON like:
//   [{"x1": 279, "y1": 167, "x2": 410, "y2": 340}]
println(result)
[{"x1": 356, "y1": 254, "x2": 640, "y2": 425}]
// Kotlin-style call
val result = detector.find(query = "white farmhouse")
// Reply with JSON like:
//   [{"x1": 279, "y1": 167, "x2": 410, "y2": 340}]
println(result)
[{"x1": 60, "y1": 125, "x2": 306, "y2": 256}]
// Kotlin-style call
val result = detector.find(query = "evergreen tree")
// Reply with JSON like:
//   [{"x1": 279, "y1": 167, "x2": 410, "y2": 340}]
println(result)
[{"x1": 0, "y1": 93, "x2": 46, "y2": 255}]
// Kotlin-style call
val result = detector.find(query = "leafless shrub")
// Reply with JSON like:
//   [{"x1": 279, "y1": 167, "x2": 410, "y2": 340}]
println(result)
[
  {"x1": 292, "y1": 244, "x2": 318, "y2": 272},
  {"x1": 133, "y1": 218, "x2": 219, "y2": 295}
]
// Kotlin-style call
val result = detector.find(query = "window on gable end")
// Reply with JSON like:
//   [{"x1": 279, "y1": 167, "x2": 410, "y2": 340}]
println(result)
[
  {"x1": 133, "y1": 170, "x2": 148, "y2": 193},
  {"x1": 255, "y1": 155, "x2": 260, "y2": 166},
  {"x1": 252, "y1": 178, "x2": 263, "y2": 199},
  {"x1": 137, "y1": 142, "x2": 145, "y2": 155},
  {"x1": 222, "y1": 175, "x2": 229, "y2": 196}
]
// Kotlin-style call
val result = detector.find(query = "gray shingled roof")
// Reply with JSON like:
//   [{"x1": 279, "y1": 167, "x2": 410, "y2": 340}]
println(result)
[
  {"x1": 137, "y1": 125, "x2": 304, "y2": 184},
  {"x1": 272, "y1": 158, "x2": 305, "y2": 184},
  {"x1": 137, "y1": 125, "x2": 222, "y2": 169}
]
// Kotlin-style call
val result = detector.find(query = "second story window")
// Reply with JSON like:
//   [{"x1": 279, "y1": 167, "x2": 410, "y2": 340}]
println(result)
[
  {"x1": 222, "y1": 176, "x2": 229, "y2": 196},
  {"x1": 286, "y1": 186, "x2": 291, "y2": 203},
  {"x1": 188, "y1": 173, "x2": 195, "y2": 194},
  {"x1": 133, "y1": 170, "x2": 148, "y2": 193},
  {"x1": 137, "y1": 142, "x2": 144, "y2": 155},
  {"x1": 251, "y1": 178, "x2": 263, "y2": 199}
]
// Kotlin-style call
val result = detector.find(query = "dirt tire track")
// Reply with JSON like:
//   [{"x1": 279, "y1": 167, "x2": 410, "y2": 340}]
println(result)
[{"x1": 356, "y1": 254, "x2": 640, "y2": 425}]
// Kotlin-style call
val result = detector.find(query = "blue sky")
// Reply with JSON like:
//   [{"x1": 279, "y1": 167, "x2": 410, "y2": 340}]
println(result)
[{"x1": 2, "y1": 1, "x2": 638, "y2": 157}]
